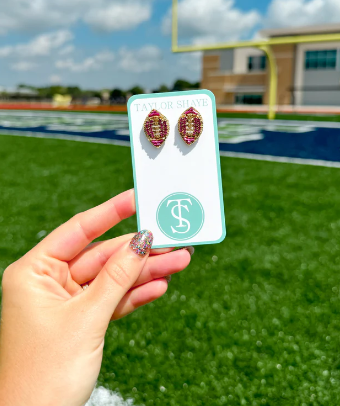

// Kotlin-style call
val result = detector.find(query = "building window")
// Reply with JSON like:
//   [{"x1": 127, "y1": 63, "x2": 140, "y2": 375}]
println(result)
[
  {"x1": 305, "y1": 50, "x2": 337, "y2": 70},
  {"x1": 248, "y1": 56, "x2": 266, "y2": 71},
  {"x1": 235, "y1": 94, "x2": 263, "y2": 105}
]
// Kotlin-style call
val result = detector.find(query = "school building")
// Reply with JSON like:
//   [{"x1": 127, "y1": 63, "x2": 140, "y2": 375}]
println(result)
[{"x1": 201, "y1": 24, "x2": 340, "y2": 107}]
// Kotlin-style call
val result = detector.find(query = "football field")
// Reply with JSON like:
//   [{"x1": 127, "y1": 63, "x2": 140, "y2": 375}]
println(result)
[
  {"x1": 1, "y1": 111, "x2": 340, "y2": 405},
  {"x1": 1, "y1": 110, "x2": 340, "y2": 167}
]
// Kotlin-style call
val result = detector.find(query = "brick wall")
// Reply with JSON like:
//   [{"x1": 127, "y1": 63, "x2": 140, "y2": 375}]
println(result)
[{"x1": 201, "y1": 45, "x2": 295, "y2": 106}]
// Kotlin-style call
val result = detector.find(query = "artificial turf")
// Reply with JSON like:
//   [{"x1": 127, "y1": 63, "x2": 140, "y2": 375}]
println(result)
[{"x1": 1, "y1": 134, "x2": 340, "y2": 405}]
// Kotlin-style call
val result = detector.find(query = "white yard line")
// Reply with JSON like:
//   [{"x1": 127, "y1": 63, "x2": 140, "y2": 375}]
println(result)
[
  {"x1": 219, "y1": 134, "x2": 264, "y2": 143},
  {"x1": 220, "y1": 151, "x2": 340, "y2": 168},
  {"x1": 0, "y1": 130, "x2": 130, "y2": 147},
  {"x1": 218, "y1": 118, "x2": 340, "y2": 129}
]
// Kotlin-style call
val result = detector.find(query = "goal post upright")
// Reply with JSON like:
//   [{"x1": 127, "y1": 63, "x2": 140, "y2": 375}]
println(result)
[
  {"x1": 172, "y1": 0, "x2": 179, "y2": 53},
  {"x1": 171, "y1": 0, "x2": 340, "y2": 120},
  {"x1": 259, "y1": 45, "x2": 277, "y2": 121}
]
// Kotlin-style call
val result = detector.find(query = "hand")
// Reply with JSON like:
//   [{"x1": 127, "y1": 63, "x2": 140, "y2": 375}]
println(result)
[{"x1": 0, "y1": 189, "x2": 192, "y2": 406}]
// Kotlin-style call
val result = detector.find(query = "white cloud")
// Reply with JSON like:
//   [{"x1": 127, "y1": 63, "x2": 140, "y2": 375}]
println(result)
[
  {"x1": 0, "y1": 0, "x2": 153, "y2": 35},
  {"x1": 59, "y1": 45, "x2": 75, "y2": 56},
  {"x1": 265, "y1": 0, "x2": 340, "y2": 28},
  {"x1": 11, "y1": 61, "x2": 37, "y2": 71},
  {"x1": 0, "y1": 47, "x2": 13, "y2": 57},
  {"x1": 0, "y1": 30, "x2": 73, "y2": 58},
  {"x1": 162, "y1": 0, "x2": 261, "y2": 45},
  {"x1": 56, "y1": 50, "x2": 114, "y2": 72},
  {"x1": 118, "y1": 45, "x2": 162, "y2": 73},
  {"x1": 0, "y1": 1, "x2": 79, "y2": 34},
  {"x1": 84, "y1": 0, "x2": 152, "y2": 32},
  {"x1": 22, "y1": 30, "x2": 73, "y2": 56},
  {"x1": 95, "y1": 51, "x2": 115, "y2": 62},
  {"x1": 49, "y1": 74, "x2": 62, "y2": 84},
  {"x1": 56, "y1": 58, "x2": 99, "y2": 72}
]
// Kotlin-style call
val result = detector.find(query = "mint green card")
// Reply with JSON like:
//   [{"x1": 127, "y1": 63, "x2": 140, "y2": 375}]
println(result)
[{"x1": 128, "y1": 90, "x2": 226, "y2": 248}]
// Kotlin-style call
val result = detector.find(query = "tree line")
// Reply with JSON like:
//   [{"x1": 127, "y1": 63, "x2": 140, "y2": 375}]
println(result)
[{"x1": 11, "y1": 79, "x2": 200, "y2": 103}]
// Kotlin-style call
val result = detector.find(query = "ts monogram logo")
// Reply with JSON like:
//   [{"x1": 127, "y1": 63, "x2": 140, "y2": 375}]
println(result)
[
  {"x1": 167, "y1": 198, "x2": 192, "y2": 234},
  {"x1": 157, "y1": 192, "x2": 204, "y2": 241}
]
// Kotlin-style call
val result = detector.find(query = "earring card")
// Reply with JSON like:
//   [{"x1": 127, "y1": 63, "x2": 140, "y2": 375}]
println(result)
[{"x1": 127, "y1": 90, "x2": 226, "y2": 248}]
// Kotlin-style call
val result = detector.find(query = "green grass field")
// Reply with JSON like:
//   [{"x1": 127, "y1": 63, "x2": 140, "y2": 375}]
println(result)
[{"x1": 1, "y1": 134, "x2": 340, "y2": 405}]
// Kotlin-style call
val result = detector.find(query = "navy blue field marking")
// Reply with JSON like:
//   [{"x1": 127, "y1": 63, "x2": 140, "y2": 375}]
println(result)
[
  {"x1": 1, "y1": 124, "x2": 340, "y2": 162},
  {"x1": 219, "y1": 128, "x2": 340, "y2": 162},
  {"x1": 0, "y1": 112, "x2": 340, "y2": 163}
]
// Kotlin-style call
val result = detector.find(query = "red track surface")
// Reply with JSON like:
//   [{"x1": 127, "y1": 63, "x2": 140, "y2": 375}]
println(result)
[{"x1": 0, "y1": 103, "x2": 128, "y2": 112}]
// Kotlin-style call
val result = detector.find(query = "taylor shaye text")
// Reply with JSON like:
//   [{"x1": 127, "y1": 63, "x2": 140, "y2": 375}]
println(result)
[{"x1": 133, "y1": 98, "x2": 209, "y2": 112}]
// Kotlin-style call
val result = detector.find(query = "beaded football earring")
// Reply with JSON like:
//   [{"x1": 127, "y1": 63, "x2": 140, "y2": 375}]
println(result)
[
  {"x1": 178, "y1": 107, "x2": 203, "y2": 146},
  {"x1": 143, "y1": 109, "x2": 169, "y2": 148}
]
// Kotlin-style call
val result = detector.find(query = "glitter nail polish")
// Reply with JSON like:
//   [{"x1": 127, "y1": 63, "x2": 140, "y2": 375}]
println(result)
[
  {"x1": 129, "y1": 230, "x2": 153, "y2": 257},
  {"x1": 185, "y1": 246, "x2": 195, "y2": 255}
]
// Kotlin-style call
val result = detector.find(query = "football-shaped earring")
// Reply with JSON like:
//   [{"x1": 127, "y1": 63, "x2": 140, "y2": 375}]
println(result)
[
  {"x1": 178, "y1": 107, "x2": 203, "y2": 146},
  {"x1": 143, "y1": 109, "x2": 169, "y2": 148}
]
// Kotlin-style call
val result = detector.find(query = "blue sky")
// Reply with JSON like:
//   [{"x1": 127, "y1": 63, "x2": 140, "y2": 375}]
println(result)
[{"x1": 0, "y1": 0, "x2": 339, "y2": 91}]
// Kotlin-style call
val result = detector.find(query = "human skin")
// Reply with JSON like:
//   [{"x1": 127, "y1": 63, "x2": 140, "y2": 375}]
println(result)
[{"x1": 0, "y1": 189, "x2": 192, "y2": 406}]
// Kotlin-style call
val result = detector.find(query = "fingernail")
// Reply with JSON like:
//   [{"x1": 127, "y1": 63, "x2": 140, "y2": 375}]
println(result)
[
  {"x1": 129, "y1": 230, "x2": 153, "y2": 257},
  {"x1": 185, "y1": 246, "x2": 195, "y2": 255},
  {"x1": 164, "y1": 275, "x2": 171, "y2": 283}
]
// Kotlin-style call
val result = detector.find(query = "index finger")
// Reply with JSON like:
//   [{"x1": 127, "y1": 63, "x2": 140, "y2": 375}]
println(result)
[{"x1": 34, "y1": 189, "x2": 136, "y2": 261}]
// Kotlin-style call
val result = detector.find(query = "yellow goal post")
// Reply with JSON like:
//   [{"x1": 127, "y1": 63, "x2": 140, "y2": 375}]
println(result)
[{"x1": 171, "y1": 0, "x2": 340, "y2": 120}]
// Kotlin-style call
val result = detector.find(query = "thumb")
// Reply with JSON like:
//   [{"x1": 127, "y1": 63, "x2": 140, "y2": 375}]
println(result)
[{"x1": 79, "y1": 230, "x2": 153, "y2": 330}]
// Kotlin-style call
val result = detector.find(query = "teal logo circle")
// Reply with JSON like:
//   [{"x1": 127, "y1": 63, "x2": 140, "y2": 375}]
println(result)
[{"x1": 156, "y1": 192, "x2": 204, "y2": 240}]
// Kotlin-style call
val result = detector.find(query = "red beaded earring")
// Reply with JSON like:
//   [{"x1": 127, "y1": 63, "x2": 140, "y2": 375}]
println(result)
[
  {"x1": 178, "y1": 107, "x2": 203, "y2": 146},
  {"x1": 143, "y1": 109, "x2": 170, "y2": 148}
]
